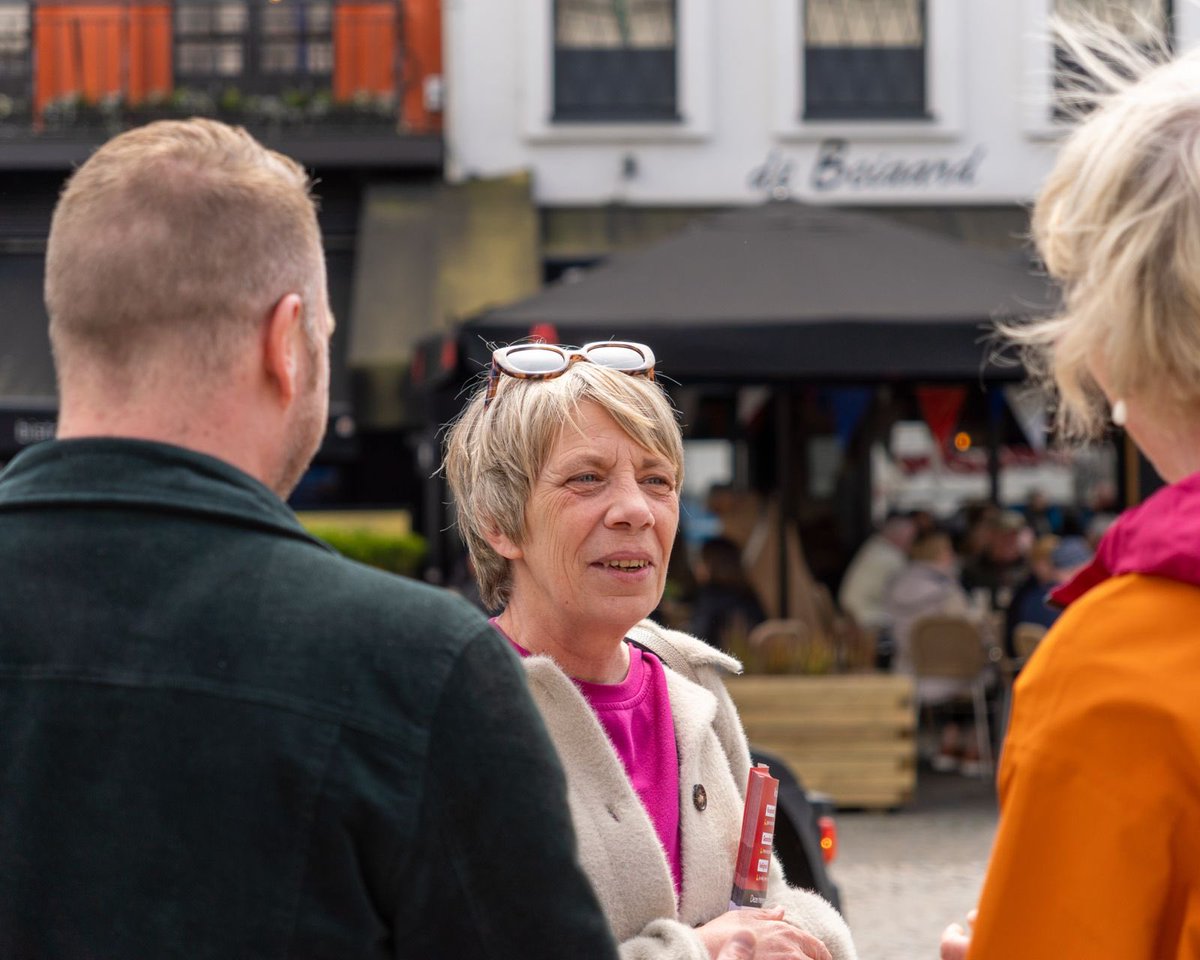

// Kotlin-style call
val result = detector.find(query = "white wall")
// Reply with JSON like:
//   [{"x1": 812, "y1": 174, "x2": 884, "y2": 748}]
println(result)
[{"x1": 444, "y1": 0, "x2": 1200, "y2": 206}]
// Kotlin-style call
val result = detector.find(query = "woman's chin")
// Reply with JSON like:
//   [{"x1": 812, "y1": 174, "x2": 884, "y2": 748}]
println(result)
[{"x1": 582, "y1": 594, "x2": 660, "y2": 636}]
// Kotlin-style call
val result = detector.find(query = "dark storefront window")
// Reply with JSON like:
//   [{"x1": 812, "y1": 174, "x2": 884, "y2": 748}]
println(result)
[
  {"x1": 803, "y1": 0, "x2": 928, "y2": 121},
  {"x1": 1052, "y1": 0, "x2": 1172, "y2": 122},
  {"x1": 0, "y1": 1, "x2": 31, "y2": 103},
  {"x1": 175, "y1": 0, "x2": 334, "y2": 94},
  {"x1": 554, "y1": 0, "x2": 678, "y2": 122}
]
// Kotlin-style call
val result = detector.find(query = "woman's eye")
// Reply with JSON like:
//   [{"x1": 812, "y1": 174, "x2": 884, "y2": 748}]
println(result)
[
  {"x1": 643, "y1": 475, "x2": 673, "y2": 488},
  {"x1": 571, "y1": 473, "x2": 600, "y2": 484}
]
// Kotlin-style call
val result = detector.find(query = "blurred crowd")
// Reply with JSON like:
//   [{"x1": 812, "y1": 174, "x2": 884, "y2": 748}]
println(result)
[{"x1": 640, "y1": 484, "x2": 1120, "y2": 776}]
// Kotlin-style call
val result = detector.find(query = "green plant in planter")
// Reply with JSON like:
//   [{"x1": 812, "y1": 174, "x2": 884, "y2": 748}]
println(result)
[
  {"x1": 301, "y1": 523, "x2": 428, "y2": 579},
  {"x1": 218, "y1": 85, "x2": 243, "y2": 116},
  {"x1": 169, "y1": 87, "x2": 217, "y2": 118}
]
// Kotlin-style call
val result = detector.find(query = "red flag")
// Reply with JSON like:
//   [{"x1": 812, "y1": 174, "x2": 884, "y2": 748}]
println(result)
[{"x1": 916, "y1": 386, "x2": 967, "y2": 452}]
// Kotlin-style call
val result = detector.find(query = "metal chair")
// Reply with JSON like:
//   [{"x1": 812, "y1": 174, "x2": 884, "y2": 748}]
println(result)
[{"x1": 908, "y1": 614, "x2": 994, "y2": 776}]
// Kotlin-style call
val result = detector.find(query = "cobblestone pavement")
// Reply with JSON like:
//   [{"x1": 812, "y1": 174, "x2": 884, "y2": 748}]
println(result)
[{"x1": 827, "y1": 770, "x2": 999, "y2": 960}]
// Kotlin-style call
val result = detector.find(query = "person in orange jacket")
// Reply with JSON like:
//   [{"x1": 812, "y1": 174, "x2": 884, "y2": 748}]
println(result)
[{"x1": 942, "y1": 20, "x2": 1200, "y2": 960}]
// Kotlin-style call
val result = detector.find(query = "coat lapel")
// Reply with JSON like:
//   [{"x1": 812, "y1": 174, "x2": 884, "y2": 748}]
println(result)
[{"x1": 521, "y1": 655, "x2": 678, "y2": 938}]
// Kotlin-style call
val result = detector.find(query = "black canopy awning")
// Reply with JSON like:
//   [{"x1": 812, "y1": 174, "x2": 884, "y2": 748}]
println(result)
[{"x1": 462, "y1": 202, "x2": 1058, "y2": 382}]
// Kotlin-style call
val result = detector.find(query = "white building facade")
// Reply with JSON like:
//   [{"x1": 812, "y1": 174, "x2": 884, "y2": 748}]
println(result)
[{"x1": 444, "y1": 0, "x2": 1188, "y2": 211}]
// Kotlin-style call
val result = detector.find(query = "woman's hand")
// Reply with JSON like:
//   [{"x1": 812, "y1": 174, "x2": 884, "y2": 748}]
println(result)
[
  {"x1": 716, "y1": 930, "x2": 757, "y2": 960},
  {"x1": 939, "y1": 908, "x2": 976, "y2": 960},
  {"x1": 697, "y1": 907, "x2": 833, "y2": 960}
]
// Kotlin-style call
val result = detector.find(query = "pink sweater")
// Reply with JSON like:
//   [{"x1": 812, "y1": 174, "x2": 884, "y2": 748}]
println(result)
[{"x1": 497, "y1": 624, "x2": 683, "y2": 898}]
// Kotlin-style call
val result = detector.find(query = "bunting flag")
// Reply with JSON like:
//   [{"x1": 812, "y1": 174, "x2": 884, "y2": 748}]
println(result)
[
  {"x1": 1003, "y1": 384, "x2": 1048, "y2": 452},
  {"x1": 915, "y1": 385, "x2": 967, "y2": 453},
  {"x1": 828, "y1": 387, "x2": 874, "y2": 449}
]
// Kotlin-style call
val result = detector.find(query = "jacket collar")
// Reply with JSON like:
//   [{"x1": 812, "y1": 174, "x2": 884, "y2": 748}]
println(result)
[
  {"x1": 627, "y1": 619, "x2": 743, "y2": 678},
  {"x1": 0, "y1": 438, "x2": 330, "y2": 551},
  {"x1": 1052, "y1": 469, "x2": 1200, "y2": 607}
]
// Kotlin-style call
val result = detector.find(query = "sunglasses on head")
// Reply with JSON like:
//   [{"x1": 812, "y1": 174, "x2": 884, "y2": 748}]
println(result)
[{"x1": 484, "y1": 341, "x2": 656, "y2": 408}]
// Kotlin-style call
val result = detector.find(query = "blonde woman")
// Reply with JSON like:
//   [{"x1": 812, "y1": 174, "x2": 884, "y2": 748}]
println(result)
[
  {"x1": 943, "y1": 25, "x2": 1200, "y2": 960},
  {"x1": 445, "y1": 343, "x2": 855, "y2": 960}
]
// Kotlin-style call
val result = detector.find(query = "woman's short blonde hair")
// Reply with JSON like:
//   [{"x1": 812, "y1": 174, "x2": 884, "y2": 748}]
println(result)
[
  {"x1": 443, "y1": 358, "x2": 684, "y2": 610},
  {"x1": 1009, "y1": 18, "x2": 1200, "y2": 438}
]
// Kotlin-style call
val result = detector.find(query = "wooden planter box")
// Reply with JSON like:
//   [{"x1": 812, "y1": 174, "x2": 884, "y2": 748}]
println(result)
[{"x1": 725, "y1": 673, "x2": 916, "y2": 810}]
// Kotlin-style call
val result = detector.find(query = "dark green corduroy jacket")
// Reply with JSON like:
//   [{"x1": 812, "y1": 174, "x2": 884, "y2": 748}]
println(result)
[{"x1": 0, "y1": 438, "x2": 616, "y2": 960}]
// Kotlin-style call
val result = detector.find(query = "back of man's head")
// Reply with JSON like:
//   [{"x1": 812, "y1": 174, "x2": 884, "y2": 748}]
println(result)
[{"x1": 46, "y1": 119, "x2": 324, "y2": 395}]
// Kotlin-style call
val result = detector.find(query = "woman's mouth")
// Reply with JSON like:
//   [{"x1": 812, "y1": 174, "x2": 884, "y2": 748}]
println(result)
[{"x1": 603, "y1": 559, "x2": 650, "y2": 570}]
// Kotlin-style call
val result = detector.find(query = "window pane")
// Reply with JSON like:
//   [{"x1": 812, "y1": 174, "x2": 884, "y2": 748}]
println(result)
[
  {"x1": 806, "y1": 0, "x2": 923, "y2": 48},
  {"x1": 262, "y1": 42, "x2": 300, "y2": 73},
  {"x1": 1054, "y1": 0, "x2": 1169, "y2": 43},
  {"x1": 803, "y1": 0, "x2": 927, "y2": 118},
  {"x1": 214, "y1": 2, "x2": 247, "y2": 33},
  {"x1": 557, "y1": 0, "x2": 675, "y2": 50},
  {"x1": 215, "y1": 41, "x2": 243, "y2": 75},
  {"x1": 308, "y1": 41, "x2": 334, "y2": 73},
  {"x1": 177, "y1": 5, "x2": 213, "y2": 35},
  {"x1": 262, "y1": 5, "x2": 299, "y2": 36},
  {"x1": 0, "y1": 5, "x2": 28, "y2": 35},
  {"x1": 1051, "y1": 0, "x2": 1171, "y2": 121},
  {"x1": 307, "y1": 2, "x2": 332, "y2": 33},
  {"x1": 178, "y1": 40, "x2": 243, "y2": 76},
  {"x1": 177, "y1": 41, "x2": 214, "y2": 72}
]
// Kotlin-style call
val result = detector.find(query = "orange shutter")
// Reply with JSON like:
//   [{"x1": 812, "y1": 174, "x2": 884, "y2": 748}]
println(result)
[
  {"x1": 334, "y1": 3, "x2": 396, "y2": 100},
  {"x1": 401, "y1": 0, "x2": 441, "y2": 132}
]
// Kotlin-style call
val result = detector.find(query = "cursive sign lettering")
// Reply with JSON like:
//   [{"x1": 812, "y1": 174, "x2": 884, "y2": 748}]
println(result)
[
  {"x1": 747, "y1": 149, "x2": 796, "y2": 200},
  {"x1": 810, "y1": 139, "x2": 985, "y2": 192}
]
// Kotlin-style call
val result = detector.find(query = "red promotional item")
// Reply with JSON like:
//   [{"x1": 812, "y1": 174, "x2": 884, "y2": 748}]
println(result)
[{"x1": 729, "y1": 764, "x2": 779, "y2": 910}]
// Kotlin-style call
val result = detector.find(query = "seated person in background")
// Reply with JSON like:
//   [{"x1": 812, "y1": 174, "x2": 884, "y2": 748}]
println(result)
[
  {"x1": 961, "y1": 510, "x2": 1030, "y2": 610},
  {"x1": 1004, "y1": 536, "x2": 1094, "y2": 658},
  {"x1": 887, "y1": 531, "x2": 989, "y2": 775},
  {"x1": 1085, "y1": 511, "x2": 1117, "y2": 551},
  {"x1": 1022, "y1": 488, "x2": 1063, "y2": 536},
  {"x1": 838, "y1": 513, "x2": 916, "y2": 634},
  {"x1": 1003, "y1": 535, "x2": 1061, "y2": 657},
  {"x1": 689, "y1": 536, "x2": 767, "y2": 652}
]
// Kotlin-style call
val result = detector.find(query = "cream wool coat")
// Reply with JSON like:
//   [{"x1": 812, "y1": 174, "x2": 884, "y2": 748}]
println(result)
[{"x1": 521, "y1": 620, "x2": 857, "y2": 960}]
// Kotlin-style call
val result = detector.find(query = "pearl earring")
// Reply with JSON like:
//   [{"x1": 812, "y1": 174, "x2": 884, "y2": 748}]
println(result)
[{"x1": 1112, "y1": 399, "x2": 1127, "y2": 427}]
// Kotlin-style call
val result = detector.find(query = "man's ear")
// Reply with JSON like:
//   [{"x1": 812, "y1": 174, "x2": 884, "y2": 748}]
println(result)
[
  {"x1": 263, "y1": 293, "x2": 305, "y2": 406},
  {"x1": 482, "y1": 520, "x2": 523, "y2": 561}
]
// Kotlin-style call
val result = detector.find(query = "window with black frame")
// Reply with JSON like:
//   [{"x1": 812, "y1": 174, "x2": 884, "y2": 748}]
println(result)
[
  {"x1": 1052, "y1": 0, "x2": 1172, "y2": 122},
  {"x1": 259, "y1": 0, "x2": 333, "y2": 87},
  {"x1": 0, "y1": 1, "x2": 30, "y2": 110},
  {"x1": 176, "y1": 2, "x2": 248, "y2": 84},
  {"x1": 803, "y1": 0, "x2": 928, "y2": 121},
  {"x1": 175, "y1": 0, "x2": 334, "y2": 96},
  {"x1": 554, "y1": 0, "x2": 678, "y2": 122}
]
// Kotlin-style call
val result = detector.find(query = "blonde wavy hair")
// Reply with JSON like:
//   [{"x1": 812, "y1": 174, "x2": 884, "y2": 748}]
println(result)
[
  {"x1": 1010, "y1": 16, "x2": 1200, "y2": 439},
  {"x1": 443, "y1": 359, "x2": 684, "y2": 610}
]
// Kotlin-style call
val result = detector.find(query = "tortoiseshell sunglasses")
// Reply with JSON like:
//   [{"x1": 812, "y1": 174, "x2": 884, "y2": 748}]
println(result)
[{"x1": 484, "y1": 341, "x2": 656, "y2": 408}]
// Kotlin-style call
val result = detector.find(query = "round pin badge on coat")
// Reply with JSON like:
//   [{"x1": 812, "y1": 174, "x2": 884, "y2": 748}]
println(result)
[{"x1": 692, "y1": 784, "x2": 707, "y2": 811}]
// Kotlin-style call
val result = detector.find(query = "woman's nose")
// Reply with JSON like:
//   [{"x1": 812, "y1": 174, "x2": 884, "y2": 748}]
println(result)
[{"x1": 605, "y1": 475, "x2": 654, "y2": 528}]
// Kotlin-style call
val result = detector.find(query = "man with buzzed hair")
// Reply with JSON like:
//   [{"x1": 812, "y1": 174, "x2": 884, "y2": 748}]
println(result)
[{"x1": 0, "y1": 119, "x2": 617, "y2": 959}]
